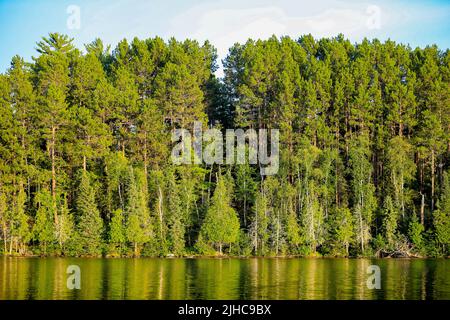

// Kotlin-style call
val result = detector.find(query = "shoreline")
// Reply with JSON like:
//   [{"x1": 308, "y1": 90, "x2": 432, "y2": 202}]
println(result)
[{"x1": 1, "y1": 254, "x2": 447, "y2": 259}]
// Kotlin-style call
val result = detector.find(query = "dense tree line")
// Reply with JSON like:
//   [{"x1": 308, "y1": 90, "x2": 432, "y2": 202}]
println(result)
[{"x1": 0, "y1": 33, "x2": 449, "y2": 257}]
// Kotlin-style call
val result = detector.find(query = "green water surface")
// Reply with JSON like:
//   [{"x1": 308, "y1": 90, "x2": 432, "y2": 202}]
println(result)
[{"x1": 0, "y1": 257, "x2": 448, "y2": 300}]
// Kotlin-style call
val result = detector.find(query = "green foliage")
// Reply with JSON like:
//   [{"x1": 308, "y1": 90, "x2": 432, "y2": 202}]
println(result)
[
  {"x1": 199, "y1": 175, "x2": 240, "y2": 254},
  {"x1": 32, "y1": 189, "x2": 55, "y2": 255},
  {"x1": 10, "y1": 182, "x2": 31, "y2": 254},
  {"x1": 249, "y1": 190, "x2": 270, "y2": 255},
  {"x1": 433, "y1": 172, "x2": 450, "y2": 254},
  {"x1": 0, "y1": 192, "x2": 7, "y2": 253},
  {"x1": 234, "y1": 159, "x2": 257, "y2": 227},
  {"x1": 55, "y1": 196, "x2": 75, "y2": 254},
  {"x1": 408, "y1": 214, "x2": 424, "y2": 251},
  {"x1": 0, "y1": 33, "x2": 449, "y2": 258},
  {"x1": 386, "y1": 137, "x2": 416, "y2": 219},
  {"x1": 285, "y1": 207, "x2": 302, "y2": 251},
  {"x1": 109, "y1": 209, "x2": 126, "y2": 255},
  {"x1": 334, "y1": 208, "x2": 354, "y2": 256},
  {"x1": 76, "y1": 171, "x2": 103, "y2": 256},
  {"x1": 349, "y1": 133, "x2": 376, "y2": 254},
  {"x1": 125, "y1": 167, "x2": 152, "y2": 256},
  {"x1": 382, "y1": 196, "x2": 398, "y2": 248}
]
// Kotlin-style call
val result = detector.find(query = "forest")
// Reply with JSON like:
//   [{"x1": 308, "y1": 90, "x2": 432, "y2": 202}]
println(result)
[{"x1": 0, "y1": 33, "x2": 449, "y2": 258}]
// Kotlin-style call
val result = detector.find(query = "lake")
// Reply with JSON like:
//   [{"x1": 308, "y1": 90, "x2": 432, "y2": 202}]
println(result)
[{"x1": 0, "y1": 257, "x2": 449, "y2": 300}]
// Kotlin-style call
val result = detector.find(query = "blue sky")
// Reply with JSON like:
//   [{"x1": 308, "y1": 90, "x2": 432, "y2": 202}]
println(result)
[{"x1": 1, "y1": 0, "x2": 449, "y2": 74}]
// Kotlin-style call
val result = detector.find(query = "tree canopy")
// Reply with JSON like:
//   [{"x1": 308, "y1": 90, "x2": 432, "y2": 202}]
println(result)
[{"x1": 0, "y1": 33, "x2": 449, "y2": 257}]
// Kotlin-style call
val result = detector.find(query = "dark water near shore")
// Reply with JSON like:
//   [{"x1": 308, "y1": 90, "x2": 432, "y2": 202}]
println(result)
[{"x1": 0, "y1": 257, "x2": 448, "y2": 300}]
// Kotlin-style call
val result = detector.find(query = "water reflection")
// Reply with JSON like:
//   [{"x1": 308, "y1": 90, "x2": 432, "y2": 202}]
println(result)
[{"x1": 0, "y1": 257, "x2": 448, "y2": 300}]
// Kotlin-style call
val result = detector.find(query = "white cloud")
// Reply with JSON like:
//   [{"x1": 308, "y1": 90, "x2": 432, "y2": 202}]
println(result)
[
  {"x1": 187, "y1": 7, "x2": 287, "y2": 55},
  {"x1": 168, "y1": 0, "x2": 388, "y2": 76},
  {"x1": 71, "y1": 0, "x2": 162, "y2": 51}
]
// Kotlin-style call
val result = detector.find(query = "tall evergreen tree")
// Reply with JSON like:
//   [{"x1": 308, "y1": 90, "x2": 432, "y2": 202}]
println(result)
[
  {"x1": 125, "y1": 167, "x2": 151, "y2": 256},
  {"x1": 334, "y1": 207, "x2": 354, "y2": 256},
  {"x1": 200, "y1": 175, "x2": 240, "y2": 254},
  {"x1": 433, "y1": 172, "x2": 450, "y2": 254},
  {"x1": 33, "y1": 33, "x2": 75, "y2": 221},
  {"x1": 32, "y1": 189, "x2": 55, "y2": 255},
  {"x1": 349, "y1": 133, "x2": 376, "y2": 254},
  {"x1": 76, "y1": 171, "x2": 103, "y2": 255},
  {"x1": 55, "y1": 196, "x2": 74, "y2": 253},
  {"x1": 109, "y1": 209, "x2": 126, "y2": 255}
]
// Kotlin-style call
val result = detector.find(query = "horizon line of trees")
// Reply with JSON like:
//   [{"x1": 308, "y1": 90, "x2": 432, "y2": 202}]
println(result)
[{"x1": 0, "y1": 33, "x2": 449, "y2": 258}]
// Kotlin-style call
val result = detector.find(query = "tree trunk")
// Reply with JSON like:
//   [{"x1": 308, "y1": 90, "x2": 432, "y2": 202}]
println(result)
[
  {"x1": 431, "y1": 150, "x2": 435, "y2": 212},
  {"x1": 51, "y1": 125, "x2": 57, "y2": 223},
  {"x1": 401, "y1": 173, "x2": 405, "y2": 219},
  {"x1": 2, "y1": 219, "x2": 7, "y2": 254},
  {"x1": 254, "y1": 200, "x2": 258, "y2": 254},
  {"x1": 143, "y1": 133, "x2": 148, "y2": 191},
  {"x1": 359, "y1": 205, "x2": 364, "y2": 254},
  {"x1": 3, "y1": 234, "x2": 6, "y2": 254},
  {"x1": 276, "y1": 211, "x2": 280, "y2": 255},
  {"x1": 335, "y1": 145, "x2": 340, "y2": 207},
  {"x1": 420, "y1": 192, "x2": 425, "y2": 226},
  {"x1": 158, "y1": 186, "x2": 164, "y2": 239},
  {"x1": 243, "y1": 178, "x2": 247, "y2": 227},
  {"x1": 207, "y1": 164, "x2": 213, "y2": 203},
  {"x1": 118, "y1": 182, "x2": 124, "y2": 211}
]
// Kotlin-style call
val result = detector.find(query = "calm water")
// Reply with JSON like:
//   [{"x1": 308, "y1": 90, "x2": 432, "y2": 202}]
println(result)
[{"x1": 0, "y1": 257, "x2": 448, "y2": 300}]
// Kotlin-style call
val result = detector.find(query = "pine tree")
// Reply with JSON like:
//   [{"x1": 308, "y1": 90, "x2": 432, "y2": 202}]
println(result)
[
  {"x1": 7, "y1": 56, "x2": 36, "y2": 187},
  {"x1": 200, "y1": 175, "x2": 240, "y2": 254},
  {"x1": 335, "y1": 207, "x2": 354, "y2": 256},
  {"x1": 234, "y1": 157, "x2": 257, "y2": 228},
  {"x1": 33, "y1": 33, "x2": 75, "y2": 220},
  {"x1": 297, "y1": 142, "x2": 325, "y2": 253},
  {"x1": 154, "y1": 62, "x2": 206, "y2": 128},
  {"x1": 249, "y1": 191, "x2": 270, "y2": 255},
  {"x1": 32, "y1": 189, "x2": 55, "y2": 255},
  {"x1": 285, "y1": 206, "x2": 302, "y2": 252},
  {"x1": 125, "y1": 167, "x2": 151, "y2": 256},
  {"x1": 433, "y1": 172, "x2": 450, "y2": 254},
  {"x1": 386, "y1": 137, "x2": 415, "y2": 219},
  {"x1": 11, "y1": 181, "x2": 30, "y2": 254},
  {"x1": 105, "y1": 151, "x2": 129, "y2": 217},
  {"x1": 69, "y1": 51, "x2": 112, "y2": 171},
  {"x1": 110, "y1": 63, "x2": 139, "y2": 154},
  {"x1": 55, "y1": 197, "x2": 74, "y2": 253},
  {"x1": 76, "y1": 171, "x2": 103, "y2": 256},
  {"x1": 166, "y1": 171, "x2": 185, "y2": 256},
  {"x1": 0, "y1": 192, "x2": 7, "y2": 254},
  {"x1": 349, "y1": 133, "x2": 376, "y2": 254},
  {"x1": 414, "y1": 46, "x2": 446, "y2": 214},
  {"x1": 408, "y1": 214, "x2": 424, "y2": 251},
  {"x1": 382, "y1": 196, "x2": 398, "y2": 248},
  {"x1": 109, "y1": 209, "x2": 126, "y2": 255}
]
